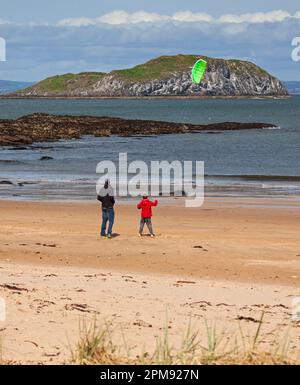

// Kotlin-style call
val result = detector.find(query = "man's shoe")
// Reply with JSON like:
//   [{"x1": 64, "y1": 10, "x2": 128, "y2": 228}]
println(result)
[
  {"x1": 150, "y1": 234, "x2": 155, "y2": 238},
  {"x1": 107, "y1": 235, "x2": 112, "y2": 239}
]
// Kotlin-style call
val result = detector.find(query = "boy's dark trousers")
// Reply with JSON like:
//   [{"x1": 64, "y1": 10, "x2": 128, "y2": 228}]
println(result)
[{"x1": 139, "y1": 217, "x2": 154, "y2": 235}]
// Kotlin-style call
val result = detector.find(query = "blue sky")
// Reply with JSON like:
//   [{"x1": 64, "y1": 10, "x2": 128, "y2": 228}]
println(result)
[{"x1": 0, "y1": 1, "x2": 300, "y2": 81}]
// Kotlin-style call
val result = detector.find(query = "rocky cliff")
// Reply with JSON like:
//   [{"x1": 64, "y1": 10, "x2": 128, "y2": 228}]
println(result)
[{"x1": 13, "y1": 55, "x2": 288, "y2": 98}]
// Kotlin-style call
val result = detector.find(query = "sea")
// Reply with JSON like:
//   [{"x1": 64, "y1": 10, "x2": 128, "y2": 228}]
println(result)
[{"x1": 0, "y1": 97, "x2": 299, "y2": 201}]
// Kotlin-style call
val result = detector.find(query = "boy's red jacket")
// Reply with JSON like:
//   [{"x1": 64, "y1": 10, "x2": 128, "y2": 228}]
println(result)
[{"x1": 137, "y1": 198, "x2": 158, "y2": 218}]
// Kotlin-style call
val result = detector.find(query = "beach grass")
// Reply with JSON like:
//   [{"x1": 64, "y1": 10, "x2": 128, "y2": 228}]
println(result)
[{"x1": 71, "y1": 315, "x2": 298, "y2": 365}]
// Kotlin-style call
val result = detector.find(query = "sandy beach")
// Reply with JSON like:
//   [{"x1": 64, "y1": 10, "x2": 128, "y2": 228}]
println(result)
[{"x1": 0, "y1": 197, "x2": 300, "y2": 363}]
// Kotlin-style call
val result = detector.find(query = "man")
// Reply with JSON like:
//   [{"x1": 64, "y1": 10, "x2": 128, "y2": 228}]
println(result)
[{"x1": 97, "y1": 180, "x2": 115, "y2": 238}]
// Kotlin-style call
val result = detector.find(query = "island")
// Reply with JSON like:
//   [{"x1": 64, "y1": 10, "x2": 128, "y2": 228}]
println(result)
[{"x1": 8, "y1": 54, "x2": 288, "y2": 98}]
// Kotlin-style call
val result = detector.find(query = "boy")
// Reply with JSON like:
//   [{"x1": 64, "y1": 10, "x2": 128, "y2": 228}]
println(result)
[{"x1": 137, "y1": 195, "x2": 158, "y2": 237}]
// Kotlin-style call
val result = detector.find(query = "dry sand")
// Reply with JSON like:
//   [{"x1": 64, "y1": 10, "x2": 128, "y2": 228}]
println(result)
[{"x1": 0, "y1": 197, "x2": 300, "y2": 363}]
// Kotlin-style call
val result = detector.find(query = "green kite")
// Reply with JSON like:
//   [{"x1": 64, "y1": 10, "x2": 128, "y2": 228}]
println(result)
[{"x1": 191, "y1": 59, "x2": 207, "y2": 84}]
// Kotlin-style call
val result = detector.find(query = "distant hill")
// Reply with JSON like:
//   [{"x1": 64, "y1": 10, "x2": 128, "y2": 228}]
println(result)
[
  {"x1": 0, "y1": 80, "x2": 35, "y2": 95},
  {"x1": 284, "y1": 81, "x2": 300, "y2": 95},
  {"x1": 12, "y1": 55, "x2": 288, "y2": 98}
]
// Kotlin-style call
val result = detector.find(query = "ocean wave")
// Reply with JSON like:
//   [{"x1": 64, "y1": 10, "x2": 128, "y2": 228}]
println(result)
[
  {"x1": 263, "y1": 126, "x2": 281, "y2": 130},
  {"x1": 0, "y1": 159, "x2": 22, "y2": 164},
  {"x1": 205, "y1": 174, "x2": 300, "y2": 182}
]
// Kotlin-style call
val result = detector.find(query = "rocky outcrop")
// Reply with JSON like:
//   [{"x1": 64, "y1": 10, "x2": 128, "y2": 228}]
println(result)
[
  {"x1": 12, "y1": 55, "x2": 288, "y2": 98},
  {"x1": 0, "y1": 113, "x2": 276, "y2": 146}
]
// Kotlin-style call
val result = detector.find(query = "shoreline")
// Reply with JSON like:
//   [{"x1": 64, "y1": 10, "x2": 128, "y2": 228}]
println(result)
[
  {"x1": 1, "y1": 195, "x2": 300, "y2": 207},
  {"x1": 0, "y1": 95, "x2": 292, "y2": 100}
]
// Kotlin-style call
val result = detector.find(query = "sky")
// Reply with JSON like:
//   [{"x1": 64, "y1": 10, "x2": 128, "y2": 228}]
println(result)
[{"x1": 0, "y1": 0, "x2": 299, "y2": 81}]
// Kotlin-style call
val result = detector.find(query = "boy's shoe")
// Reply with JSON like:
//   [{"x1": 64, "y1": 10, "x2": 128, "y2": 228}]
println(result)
[
  {"x1": 107, "y1": 235, "x2": 112, "y2": 239},
  {"x1": 150, "y1": 234, "x2": 155, "y2": 237},
  {"x1": 138, "y1": 233, "x2": 142, "y2": 237},
  {"x1": 101, "y1": 235, "x2": 106, "y2": 238}
]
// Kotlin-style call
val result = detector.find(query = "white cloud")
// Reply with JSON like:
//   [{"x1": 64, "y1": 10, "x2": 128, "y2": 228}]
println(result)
[
  {"x1": 98, "y1": 10, "x2": 169, "y2": 25},
  {"x1": 57, "y1": 11, "x2": 169, "y2": 26},
  {"x1": 56, "y1": 9, "x2": 300, "y2": 27},
  {"x1": 219, "y1": 10, "x2": 291, "y2": 24},
  {"x1": 96, "y1": 10, "x2": 213, "y2": 25},
  {"x1": 58, "y1": 17, "x2": 96, "y2": 27},
  {"x1": 172, "y1": 11, "x2": 213, "y2": 23}
]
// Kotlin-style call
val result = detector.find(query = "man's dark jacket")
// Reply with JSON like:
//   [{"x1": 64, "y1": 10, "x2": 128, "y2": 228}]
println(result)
[{"x1": 97, "y1": 188, "x2": 115, "y2": 209}]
